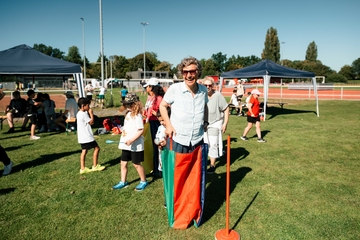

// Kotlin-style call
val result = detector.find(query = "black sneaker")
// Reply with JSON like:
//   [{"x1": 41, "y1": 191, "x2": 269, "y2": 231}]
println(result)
[
  {"x1": 257, "y1": 138, "x2": 266, "y2": 143},
  {"x1": 207, "y1": 166, "x2": 215, "y2": 174},
  {"x1": 240, "y1": 136, "x2": 248, "y2": 141},
  {"x1": 7, "y1": 127, "x2": 15, "y2": 133}
]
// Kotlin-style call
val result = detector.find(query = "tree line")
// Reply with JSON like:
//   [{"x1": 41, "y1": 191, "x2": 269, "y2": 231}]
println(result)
[{"x1": 33, "y1": 27, "x2": 360, "y2": 83}]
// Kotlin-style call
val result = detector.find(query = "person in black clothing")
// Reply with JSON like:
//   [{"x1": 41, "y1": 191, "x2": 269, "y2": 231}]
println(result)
[
  {"x1": 5, "y1": 91, "x2": 27, "y2": 133},
  {"x1": 26, "y1": 90, "x2": 42, "y2": 140},
  {"x1": 0, "y1": 89, "x2": 13, "y2": 175}
]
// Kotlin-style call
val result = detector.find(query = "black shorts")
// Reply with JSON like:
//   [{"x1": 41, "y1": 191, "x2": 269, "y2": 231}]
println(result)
[
  {"x1": 121, "y1": 150, "x2": 144, "y2": 164},
  {"x1": 80, "y1": 141, "x2": 99, "y2": 150},
  {"x1": 86, "y1": 95, "x2": 93, "y2": 101},
  {"x1": 28, "y1": 114, "x2": 37, "y2": 125},
  {"x1": 247, "y1": 115, "x2": 260, "y2": 123}
]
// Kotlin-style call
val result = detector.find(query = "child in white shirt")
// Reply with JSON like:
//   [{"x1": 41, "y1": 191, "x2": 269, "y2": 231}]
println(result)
[
  {"x1": 112, "y1": 93, "x2": 148, "y2": 191},
  {"x1": 76, "y1": 98, "x2": 105, "y2": 174}
]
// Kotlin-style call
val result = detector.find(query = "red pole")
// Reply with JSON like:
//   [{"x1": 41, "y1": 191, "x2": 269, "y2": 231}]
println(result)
[
  {"x1": 225, "y1": 134, "x2": 231, "y2": 233},
  {"x1": 215, "y1": 135, "x2": 240, "y2": 240}
]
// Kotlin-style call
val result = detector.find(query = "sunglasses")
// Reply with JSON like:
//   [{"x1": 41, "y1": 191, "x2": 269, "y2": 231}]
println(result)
[
  {"x1": 182, "y1": 70, "x2": 197, "y2": 75},
  {"x1": 204, "y1": 84, "x2": 213, "y2": 87}
]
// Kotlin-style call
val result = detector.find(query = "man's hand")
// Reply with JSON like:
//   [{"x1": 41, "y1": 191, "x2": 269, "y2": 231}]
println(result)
[{"x1": 165, "y1": 125, "x2": 176, "y2": 138}]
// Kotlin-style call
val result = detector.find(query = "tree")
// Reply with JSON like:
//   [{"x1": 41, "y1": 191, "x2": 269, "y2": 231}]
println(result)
[
  {"x1": 112, "y1": 55, "x2": 130, "y2": 78},
  {"x1": 201, "y1": 58, "x2": 217, "y2": 78},
  {"x1": 155, "y1": 61, "x2": 172, "y2": 72},
  {"x1": 33, "y1": 43, "x2": 65, "y2": 59},
  {"x1": 305, "y1": 41, "x2": 318, "y2": 62},
  {"x1": 339, "y1": 65, "x2": 355, "y2": 80},
  {"x1": 65, "y1": 46, "x2": 82, "y2": 64},
  {"x1": 129, "y1": 53, "x2": 155, "y2": 72},
  {"x1": 211, "y1": 52, "x2": 227, "y2": 73},
  {"x1": 261, "y1": 27, "x2": 280, "y2": 63},
  {"x1": 326, "y1": 73, "x2": 347, "y2": 83},
  {"x1": 351, "y1": 57, "x2": 360, "y2": 79}
]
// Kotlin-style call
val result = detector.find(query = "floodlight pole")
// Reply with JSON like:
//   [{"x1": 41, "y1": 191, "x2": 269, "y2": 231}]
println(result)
[
  {"x1": 80, "y1": 18, "x2": 86, "y2": 81},
  {"x1": 281, "y1": 42, "x2": 285, "y2": 65},
  {"x1": 99, "y1": 0, "x2": 104, "y2": 87},
  {"x1": 141, "y1": 22, "x2": 149, "y2": 81}
]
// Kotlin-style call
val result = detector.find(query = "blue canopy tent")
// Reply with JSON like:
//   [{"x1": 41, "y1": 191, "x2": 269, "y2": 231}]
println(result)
[
  {"x1": 0, "y1": 44, "x2": 85, "y2": 97},
  {"x1": 220, "y1": 59, "x2": 319, "y2": 120}
]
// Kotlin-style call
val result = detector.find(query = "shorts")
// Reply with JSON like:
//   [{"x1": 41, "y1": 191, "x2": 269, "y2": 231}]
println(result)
[
  {"x1": 247, "y1": 115, "x2": 260, "y2": 123},
  {"x1": 28, "y1": 113, "x2": 37, "y2": 125},
  {"x1": 80, "y1": 141, "x2": 99, "y2": 150},
  {"x1": 98, "y1": 94, "x2": 105, "y2": 99},
  {"x1": 206, "y1": 134, "x2": 222, "y2": 158},
  {"x1": 121, "y1": 150, "x2": 144, "y2": 164},
  {"x1": 86, "y1": 95, "x2": 93, "y2": 101}
]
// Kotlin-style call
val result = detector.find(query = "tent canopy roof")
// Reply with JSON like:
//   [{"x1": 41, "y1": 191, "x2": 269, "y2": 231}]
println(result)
[
  {"x1": 221, "y1": 59, "x2": 315, "y2": 79},
  {"x1": 0, "y1": 44, "x2": 81, "y2": 75}
]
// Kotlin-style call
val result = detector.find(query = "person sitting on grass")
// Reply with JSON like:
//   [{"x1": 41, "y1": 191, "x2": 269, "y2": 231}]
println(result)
[
  {"x1": 112, "y1": 93, "x2": 148, "y2": 191},
  {"x1": 54, "y1": 91, "x2": 78, "y2": 132},
  {"x1": 5, "y1": 91, "x2": 27, "y2": 133},
  {"x1": 76, "y1": 97, "x2": 105, "y2": 174}
]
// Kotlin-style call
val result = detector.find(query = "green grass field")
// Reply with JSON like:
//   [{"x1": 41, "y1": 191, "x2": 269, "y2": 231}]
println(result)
[{"x1": 1, "y1": 99, "x2": 359, "y2": 239}]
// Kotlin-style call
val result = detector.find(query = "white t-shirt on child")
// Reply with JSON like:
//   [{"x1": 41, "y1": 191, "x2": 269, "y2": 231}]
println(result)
[
  {"x1": 118, "y1": 112, "x2": 144, "y2": 152},
  {"x1": 76, "y1": 111, "x2": 95, "y2": 144},
  {"x1": 230, "y1": 93, "x2": 239, "y2": 107}
]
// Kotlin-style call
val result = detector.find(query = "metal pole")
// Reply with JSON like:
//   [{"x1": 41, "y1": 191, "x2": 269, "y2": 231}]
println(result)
[
  {"x1": 99, "y1": 0, "x2": 104, "y2": 87},
  {"x1": 80, "y1": 18, "x2": 86, "y2": 81},
  {"x1": 140, "y1": 22, "x2": 149, "y2": 80},
  {"x1": 281, "y1": 41, "x2": 285, "y2": 65}
]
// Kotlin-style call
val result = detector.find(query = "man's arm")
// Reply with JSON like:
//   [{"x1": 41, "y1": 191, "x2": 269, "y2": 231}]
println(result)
[
  {"x1": 159, "y1": 99, "x2": 175, "y2": 137},
  {"x1": 222, "y1": 106, "x2": 229, "y2": 134}
]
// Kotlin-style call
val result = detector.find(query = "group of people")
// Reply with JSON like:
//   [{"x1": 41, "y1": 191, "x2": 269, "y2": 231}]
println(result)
[
  {"x1": 4, "y1": 90, "x2": 79, "y2": 139},
  {"x1": 1, "y1": 56, "x2": 266, "y2": 229}
]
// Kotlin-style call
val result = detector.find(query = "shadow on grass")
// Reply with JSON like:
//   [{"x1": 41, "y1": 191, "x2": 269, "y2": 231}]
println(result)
[
  {"x1": 216, "y1": 138, "x2": 250, "y2": 168},
  {"x1": 266, "y1": 106, "x2": 316, "y2": 120},
  {"x1": 231, "y1": 191, "x2": 259, "y2": 230},
  {"x1": 4, "y1": 143, "x2": 33, "y2": 152},
  {"x1": 203, "y1": 166, "x2": 252, "y2": 224},
  {"x1": 249, "y1": 130, "x2": 271, "y2": 140},
  {"x1": 11, "y1": 150, "x2": 80, "y2": 174},
  {"x1": 0, "y1": 188, "x2": 16, "y2": 195},
  {"x1": 0, "y1": 132, "x2": 32, "y2": 140}
]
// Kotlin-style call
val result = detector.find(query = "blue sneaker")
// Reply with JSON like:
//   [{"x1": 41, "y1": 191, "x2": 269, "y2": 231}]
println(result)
[
  {"x1": 135, "y1": 181, "x2": 148, "y2": 191},
  {"x1": 112, "y1": 181, "x2": 128, "y2": 190}
]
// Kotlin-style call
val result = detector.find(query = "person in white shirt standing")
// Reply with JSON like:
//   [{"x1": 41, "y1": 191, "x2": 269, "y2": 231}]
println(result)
[
  {"x1": 76, "y1": 97, "x2": 106, "y2": 174},
  {"x1": 98, "y1": 85, "x2": 106, "y2": 108}
]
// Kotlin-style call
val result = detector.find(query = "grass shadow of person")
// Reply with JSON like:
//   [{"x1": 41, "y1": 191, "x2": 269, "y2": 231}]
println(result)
[
  {"x1": 250, "y1": 130, "x2": 271, "y2": 140},
  {"x1": 202, "y1": 166, "x2": 252, "y2": 224},
  {"x1": 265, "y1": 106, "x2": 317, "y2": 120},
  {"x1": 0, "y1": 187, "x2": 16, "y2": 195},
  {"x1": 10, "y1": 150, "x2": 80, "y2": 174}
]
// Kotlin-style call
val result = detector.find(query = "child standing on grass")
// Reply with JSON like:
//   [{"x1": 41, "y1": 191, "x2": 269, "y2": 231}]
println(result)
[
  {"x1": 154, "y1": 107, "x2": 171, "y2": 175},
  {"x1": 26, "y1": 89, "x2": 41, "y2": 140},
  {"x1": 76, "y1": 97, "x2": 106, "y2": 174},
  {"x1": 112, "y1": 93, "x2": 148, "y2": 191}
]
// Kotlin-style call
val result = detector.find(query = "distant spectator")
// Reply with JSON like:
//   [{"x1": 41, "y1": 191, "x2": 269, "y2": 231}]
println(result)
[{"x1": 55, "y1": 91, "x2": 78, "y2": 132}]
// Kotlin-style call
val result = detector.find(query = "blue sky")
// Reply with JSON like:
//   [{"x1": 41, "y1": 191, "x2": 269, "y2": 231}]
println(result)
[{"x1": 1, "y1": 0, "x2": 359, "y2": 72}]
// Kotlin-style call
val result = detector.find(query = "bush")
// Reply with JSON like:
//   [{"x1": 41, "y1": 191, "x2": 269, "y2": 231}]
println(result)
[{"x1": 326, "y1": 73, "x2": 347, "y2": 83}]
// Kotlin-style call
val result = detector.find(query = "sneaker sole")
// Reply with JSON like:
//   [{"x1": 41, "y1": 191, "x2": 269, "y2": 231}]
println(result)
[{"x1": 113, "y1": 185, "x2": 128, "y2": 190}]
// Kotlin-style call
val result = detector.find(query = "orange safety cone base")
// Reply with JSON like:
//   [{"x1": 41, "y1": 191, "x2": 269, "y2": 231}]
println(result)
[{"x1": 215, "y1": 229, "x2": 240, "y2": 240}]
